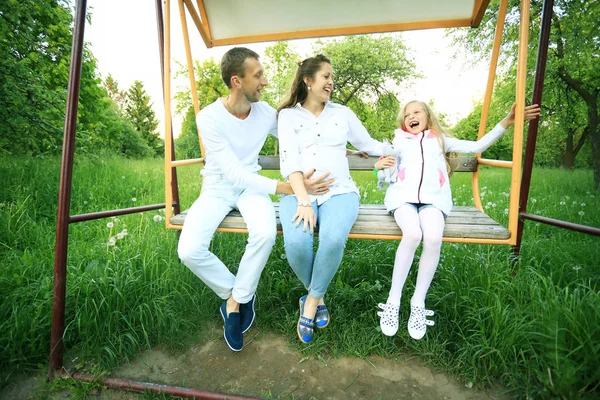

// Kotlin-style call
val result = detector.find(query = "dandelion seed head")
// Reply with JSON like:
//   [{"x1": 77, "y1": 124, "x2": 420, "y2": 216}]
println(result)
[
  {"x1": 132, "y1": 197, "x2": 137, "y2": 202},
  {"x1": 107, "y1": 237, "x2": 116, "y2": 246},
  {"x1": 531, "y1": 198, "x2": 537, "y2": 203},
  {"x1": 579, "y1": 211, "x2": 585, "y2": 216},
  {"x1": 106, "y1": 222, "x2": 114, "y2": 229},
  {"x1": 504, "y1": 208, "x2": 509, "y2": 215},
  {"x1": 121, "y1": 176, "x2": 125, "y2": 179},
  {"x1": 492, "y1": 203, "x2": 496, "y2": 207},
  {"x1": 153, "y1": 215, "x2": 163, "y2": 222},
  {"x1": 560, "y1": 201, "x2": 566, "y2": 205},
  {"x1": 83, "y1": 201, "x2": 88, "y2": 205},
  {"x1": 487, "y1": 201, "x2": 493, "y2": 206},
  {"x1": 581, "y1": 203, "x2": 585, "y2": 207},
  {"x1": 573, "y1": 265, "x2": 581, "y2": 272}
]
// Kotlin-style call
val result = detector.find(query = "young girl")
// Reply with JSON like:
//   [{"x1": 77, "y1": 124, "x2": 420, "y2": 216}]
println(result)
[{"x1": 375, "y1": 100, "x2": 540, "y2": 339}]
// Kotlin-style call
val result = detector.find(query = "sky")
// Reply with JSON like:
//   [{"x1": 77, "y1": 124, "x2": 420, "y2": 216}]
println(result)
[{"x1": 83, "y1": 0, "x2": 490, "y2": 138}]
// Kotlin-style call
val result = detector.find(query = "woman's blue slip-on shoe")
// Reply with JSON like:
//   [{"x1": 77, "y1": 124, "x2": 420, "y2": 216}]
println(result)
[
  {"x1": 315, "y1": 301, "x2": 330, "y2": 329},
  {"x1": 297, "y1": 295, "x2": 314, "y2": 344},
  {"x1": 219, "y1": 302, "x2": 243, "y2": 351},
  {"x1": 240, "y1": 294, "x2": 256, "y2": 334}
]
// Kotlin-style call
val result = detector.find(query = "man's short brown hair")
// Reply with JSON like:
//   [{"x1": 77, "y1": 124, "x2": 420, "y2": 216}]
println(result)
[{"x1": 221, "y1": 47, "x2": 260, "y2": 89}]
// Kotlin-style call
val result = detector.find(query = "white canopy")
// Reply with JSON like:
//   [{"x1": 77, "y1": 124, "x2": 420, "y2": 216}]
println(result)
[{"x1": 191, "y1": 0, "x2": 491, "y2": 47}]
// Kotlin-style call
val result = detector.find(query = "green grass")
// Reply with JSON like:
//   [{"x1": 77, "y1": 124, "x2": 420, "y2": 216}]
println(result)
[{"x1": 0, "y1": 155, "x2": 598, "y2": 399}]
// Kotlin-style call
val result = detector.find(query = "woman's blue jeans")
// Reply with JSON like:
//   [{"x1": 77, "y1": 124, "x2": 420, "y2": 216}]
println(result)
[{"x1": 279, "y1": 193, "x2": 359, "y2": 299}]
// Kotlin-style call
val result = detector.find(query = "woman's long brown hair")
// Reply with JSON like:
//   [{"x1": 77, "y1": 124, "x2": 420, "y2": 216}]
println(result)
[{"x1": 277, "y1": 54, "x2": 331, "y2": 113}]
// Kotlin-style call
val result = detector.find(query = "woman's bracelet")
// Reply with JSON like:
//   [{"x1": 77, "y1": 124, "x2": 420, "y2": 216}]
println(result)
[
  {"x1": 297, "y1": 200, "x2": 312, "y2": 207},
  {"x1": 373, "y1": 167, "x2": 379, "y2": 177}
]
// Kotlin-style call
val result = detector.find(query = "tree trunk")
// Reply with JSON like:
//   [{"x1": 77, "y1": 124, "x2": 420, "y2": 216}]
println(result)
[
  {"x1": 562, "y1": 133, "x2": 575, "y2": 169},
  {"x1": 589, "y1": 118, "x2": 600, "y2": 190}
]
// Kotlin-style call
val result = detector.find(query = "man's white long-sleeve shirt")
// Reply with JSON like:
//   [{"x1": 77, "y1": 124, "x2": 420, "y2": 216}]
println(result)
[{"x1": 197, "y1": 99, "x2": 278, "y2": 194}]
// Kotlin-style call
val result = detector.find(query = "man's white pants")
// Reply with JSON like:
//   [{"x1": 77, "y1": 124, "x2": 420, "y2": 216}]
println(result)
[{"x1": 177, "y1": 177, "x2": 276, "y2": 303}]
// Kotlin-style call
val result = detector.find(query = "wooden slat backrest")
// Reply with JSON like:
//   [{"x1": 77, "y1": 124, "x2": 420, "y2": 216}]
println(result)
[{"x1": 257, "y1": 155, "x2": 478, "y2": 172}]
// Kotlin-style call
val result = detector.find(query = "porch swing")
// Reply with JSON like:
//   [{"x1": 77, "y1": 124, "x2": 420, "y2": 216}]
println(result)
[
  {"x1": 51, "y1": 0, "x2": 555, "y2": 396},
  {"x1": 165, "y1": 0, "x2": 529, "y2": 245}
]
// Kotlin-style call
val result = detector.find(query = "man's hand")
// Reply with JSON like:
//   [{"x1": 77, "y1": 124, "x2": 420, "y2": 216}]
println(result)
[
  {"x1": 303, "y1": 169, "x2": 334, "y2": 195},
  {"x1": 346, "y1": 149, "x2": 369, "y2": 158}
]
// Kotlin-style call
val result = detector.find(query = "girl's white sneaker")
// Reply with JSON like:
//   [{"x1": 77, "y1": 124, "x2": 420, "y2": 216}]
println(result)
[
  {"x1": 408, "y1": 304, "x2": 434, "y2": 340},
  {"x1": 377, "y1": 302, "x2": 400, "y2": 336}
]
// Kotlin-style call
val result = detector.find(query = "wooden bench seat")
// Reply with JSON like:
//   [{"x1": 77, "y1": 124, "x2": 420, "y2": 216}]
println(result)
[
  {"x1": 170, "y1": 203, "x2": 509, "y2": 240},
  {"x1": 169, "y1": 155, "x2": 510, "y2": 241}
]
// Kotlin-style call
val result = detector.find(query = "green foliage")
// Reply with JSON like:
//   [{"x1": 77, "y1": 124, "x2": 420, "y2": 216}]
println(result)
[
  {"x1": 175, "y1": 107, "x2": 201, "y2": 160},
  {"x1": 103, "y1": 73, "x2": 127, "y2": 112},
  {"x1": 451, "y1": 0, "x2": 599, "y2": 184},
  {"x1": 0, "y1": 0, "x2": 73, "y2": 154},
  {"x1": 0, "y1": 0, "x2": 159, "y2": 159},
  {"x1": 125, "y1": 80, "x2": 162, "y2": 156},
  {"x1": 314, "y1": 34, "x2": 419, "y2": 106},
  {"x1": 174, "y1": 58, "x2": 228, "y2": 116},
  {"x1": 1, "y1": 157, "x2": 598, "y2": 399},
  {"x1": 262, "y1": 41, "x2": 300, "y2": 108}
]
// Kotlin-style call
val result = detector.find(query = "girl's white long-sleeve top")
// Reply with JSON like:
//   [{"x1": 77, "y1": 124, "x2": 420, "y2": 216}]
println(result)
[
  {"x1": 196, "y1": 99, "x2": 278, "y2": 194},
  {"x1": 384, "y1": 123, "x2": 507, "y2": 215},
  {"x1": 278, "y1": 102, "x2": 385, "y2": 205}
]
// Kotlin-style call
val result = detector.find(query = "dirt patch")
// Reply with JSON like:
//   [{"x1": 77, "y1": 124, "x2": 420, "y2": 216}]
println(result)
[
  {"x1": 2, "y1": 330, "x2": 507, "y2": 399},
  {"x1": 106, "y1": 330, "x2": 505, "y2": 400}
]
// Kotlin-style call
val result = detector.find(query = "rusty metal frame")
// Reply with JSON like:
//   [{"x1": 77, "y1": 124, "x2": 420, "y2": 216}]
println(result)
[
  {"x1": 49, "y1": 0, "x2": 596, "y2": 399},
  {"x1": 48, "y1": 0, "x2": 245, "y2": 398},
  {"x1": 514, "y1": 0, "x2": 600, "y2": 258}
]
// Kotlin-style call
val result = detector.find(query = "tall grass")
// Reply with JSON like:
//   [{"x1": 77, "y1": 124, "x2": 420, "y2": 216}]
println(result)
[{"x1": 0, "y1": 155, "x2": 598, "y2": 398}]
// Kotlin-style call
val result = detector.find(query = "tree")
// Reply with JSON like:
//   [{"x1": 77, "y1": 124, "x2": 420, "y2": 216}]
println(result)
[
  {"x1": 313, "y1": 35, "x2": 418, "y2": 106},
  {"x1": 452, "y1": 0, "x2": 600, "y2": 188},
  {"x1": 125, "y1": 80, "x2": 162, "y2": 156},
  {"x1": 174, "y1": 58, "x2": 228, "y2": 116},
  {"x1": 103, "y1": 74, "x2": 126, "y2": 113},
  {"x1": 262, "y1": 42, "x2": 300, "y2": 108},
  {"x1": 261, "y1": 42, "x2": 301, "y2": 155},
  {"x1": 175, "y1": 106, "x2": 200, "y2": 159},
  {"x1": 311, "y1": 35, "x2": 417, "y2": 142},
  {"x1": 174, "y1": 58, "x2": 228, "y2": 158},
  {"x1": 0, "y1": 0, "x2": 73, "y2": 154}
]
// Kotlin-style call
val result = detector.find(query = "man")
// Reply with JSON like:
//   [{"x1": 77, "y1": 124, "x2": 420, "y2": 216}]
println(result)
[{"x1": 178, "y1": 47, "x2": 332, "y2": 352}]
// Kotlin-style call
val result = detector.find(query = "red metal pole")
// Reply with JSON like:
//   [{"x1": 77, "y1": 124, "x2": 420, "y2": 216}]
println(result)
[
  {"x1": 49, "y1": 0, "x2": 87, "y2": 377},
  {"x1": 520, "y1": 213, "x2": 600, "y2": 236},
  {"x1": 59, "y1": 371, "x2": 262, "y2": 400},
  {"x1": 514, "y1": 0, "x2": 554, "y2": 258}
]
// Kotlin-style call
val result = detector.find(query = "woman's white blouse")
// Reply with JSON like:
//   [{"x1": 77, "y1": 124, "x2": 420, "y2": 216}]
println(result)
[{"x1": 278, "y1": 102, "x2": 384, "y2": 205}]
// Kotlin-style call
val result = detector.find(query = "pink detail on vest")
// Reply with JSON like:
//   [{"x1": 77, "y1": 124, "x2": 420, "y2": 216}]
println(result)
[
  {"x1": 427, "y1": 131, "x2": 436, "y2": 139},
  {"x1": 397, "y1": 168, "x2": 406, "y2": 181},
  {"x1": 438, "y1": 169, "x2": 446, "y2": 187}
]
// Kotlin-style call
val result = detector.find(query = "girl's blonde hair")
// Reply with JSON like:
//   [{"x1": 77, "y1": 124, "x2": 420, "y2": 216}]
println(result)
[{"x1": 397, "y1": 100, "x2": 458, "y2": 175}]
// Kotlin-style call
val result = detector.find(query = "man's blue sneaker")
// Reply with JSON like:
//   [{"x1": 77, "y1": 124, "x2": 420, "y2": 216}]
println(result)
[
  {"x1": 219, "y1": 302, "x2": 242, "y2": 351},
  {"x1": 240, "y1": 295, "x2": 256, "y2": 334}
]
